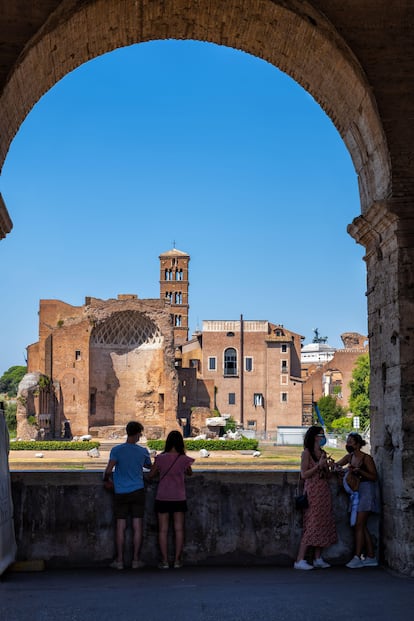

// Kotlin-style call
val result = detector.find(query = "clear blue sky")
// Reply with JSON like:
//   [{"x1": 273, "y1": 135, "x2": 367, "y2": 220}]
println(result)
[{"x1": 0, "y1": 40, "x2": 366, "y2": 375}]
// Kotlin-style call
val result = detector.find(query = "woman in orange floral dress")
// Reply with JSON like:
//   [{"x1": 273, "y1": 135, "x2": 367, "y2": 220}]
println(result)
[{"x1": 294, "y1": 425, "x2": 337, "y2": 570}]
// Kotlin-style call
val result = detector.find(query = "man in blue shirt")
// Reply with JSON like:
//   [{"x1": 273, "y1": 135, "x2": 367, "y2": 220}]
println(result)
[{"x1": 104, "y1": 421, "x2": 152, "y2": 569}]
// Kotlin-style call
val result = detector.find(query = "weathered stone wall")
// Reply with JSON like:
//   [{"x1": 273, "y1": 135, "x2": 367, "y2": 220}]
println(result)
[
  {"x1": 10, "y1": 470, "x2": 378, "y2": 568},
  {"x1": 348, "y1": 202, "x2": 414, "y2": 576}
]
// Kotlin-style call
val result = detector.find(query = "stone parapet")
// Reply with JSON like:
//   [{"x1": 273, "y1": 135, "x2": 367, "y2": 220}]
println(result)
[{"x1": 10, "y1": 470, "x2": 378, "y2": 569}]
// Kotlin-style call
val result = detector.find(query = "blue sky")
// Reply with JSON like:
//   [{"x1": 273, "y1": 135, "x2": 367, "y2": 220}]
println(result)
[{"x1": 0, "y1": 40, "x2": 366, "y2": 375}]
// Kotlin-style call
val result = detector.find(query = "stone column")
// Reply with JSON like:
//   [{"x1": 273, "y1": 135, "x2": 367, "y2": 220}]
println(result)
[{"x1": 348, "y1": 201, "x2": 414, "y2": 576}]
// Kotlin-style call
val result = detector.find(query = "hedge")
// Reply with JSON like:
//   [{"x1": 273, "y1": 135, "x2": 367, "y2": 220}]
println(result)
[
  {"x1": 9, "y1": 441, "x2": 100, "y2": 451},
  {"x1": 147, "y1": 438, "x2": 259, "y2": 451}
]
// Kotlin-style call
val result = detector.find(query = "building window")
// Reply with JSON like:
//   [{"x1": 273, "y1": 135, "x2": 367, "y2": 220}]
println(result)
[
  {"x1": 182, "y1": 380, "x2": 186, "y2": 387},
  {"x1": 247, "y1": 420, "x2": 257, "y2": 429},
  {"x1": 228, "y1": 393, "x2": 236, "y2": 405},
  {"x1": 245, "y1": 357, "x2": 253, "y2": 372},
  {"x1": 175, "y1": 291, "x2": 182, "y2": 304},
  {"x1": 281, "y1": 344, "x2": 287, "y2": 353},
  {"x1": 254, "y1": 393, "x2": 264, "y2": 407},
  {"x1": 175, "y1": 315, "x2": 182, "y2": 326},
  {"x1": 75, "y1": 350, "x2": 81, "y2": 361},
  {"x1": 190, "y1": 359, "x2": 200, "y2": 372},
  {"x1": 281, "y1": 360, "x2": 288, "y2": 373},
  {"x1": 281, "y1": 374, "x2": 288, "y2": 385},
  {"x1": 182, "y1": 396, "x2": 186, "y2": 403},
  {"x1": 208, "y1": 357, "x2": 216, "y2": 371},
  {"x1": 224, "y1": 348, "x2": 237, "y2": 376},
  {"x1": 281, "y1": 392, "x2": 288, "y2": 402}
]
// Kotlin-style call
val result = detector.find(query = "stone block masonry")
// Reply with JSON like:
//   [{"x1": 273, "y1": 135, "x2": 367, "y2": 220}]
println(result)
[{"x1": 10, "y1": 470, "x2": 378, "y2": 568}]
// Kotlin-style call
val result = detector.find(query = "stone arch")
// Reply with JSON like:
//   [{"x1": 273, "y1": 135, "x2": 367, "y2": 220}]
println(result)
[
  {"x1": 2, "y1": 1, "x2": 414, "y2": 575},
  {"x1": 0, "y1": 0, "x2": 389, "y2": 211}
]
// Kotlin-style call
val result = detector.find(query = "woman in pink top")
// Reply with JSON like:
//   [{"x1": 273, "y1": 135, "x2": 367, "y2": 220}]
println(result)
[{"x1": 149, "y1": 430, "x2": 194, "y2": 569}]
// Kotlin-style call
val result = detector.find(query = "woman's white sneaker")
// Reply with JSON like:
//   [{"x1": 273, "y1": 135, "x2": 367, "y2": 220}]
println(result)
[
  {"x1": 313, "y1": 558, "x2": 331, "y2": 569},
  {"x1": 294, "y1": 560, "x2": 314, "y2": 570},
  {"x1": 346, "y1": 555, "x2": 364, "y2": 568},
  {"x1": 362, "y1": 556, "x2": 378, "y2": 567}
]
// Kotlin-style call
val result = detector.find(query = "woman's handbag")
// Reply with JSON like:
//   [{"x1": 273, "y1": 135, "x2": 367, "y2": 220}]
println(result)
[
  {"x1": 294, "y1": 473, "x2": 309, "y2": 510},
  {"x1": 295, "y1": 492, "x2": 309, "y2": 510}
]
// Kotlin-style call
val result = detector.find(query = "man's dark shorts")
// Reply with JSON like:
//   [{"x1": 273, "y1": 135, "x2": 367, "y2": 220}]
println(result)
[{"x1": 114, "y1": 488, "x2": 145, "y2": 519}]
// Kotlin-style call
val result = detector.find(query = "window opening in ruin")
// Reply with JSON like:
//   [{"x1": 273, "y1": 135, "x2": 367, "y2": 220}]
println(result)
[
  {"x1": 224, "y1": 348, "x2": 237, "y2": 376},
  {"x1": 159, "y1": 393, "x2": 164, "y2": 412},
  {"x1": 90, "y1": 391, "x2": 96, "y2": 415},
  {"x1": 75, "y1": 350, "x2": 81, "y2": 360}
]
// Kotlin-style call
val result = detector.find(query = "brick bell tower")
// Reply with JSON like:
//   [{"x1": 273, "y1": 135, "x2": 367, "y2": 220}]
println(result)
[{"x1": 159, "y1": 247, "x2": 190, "y2": 345}]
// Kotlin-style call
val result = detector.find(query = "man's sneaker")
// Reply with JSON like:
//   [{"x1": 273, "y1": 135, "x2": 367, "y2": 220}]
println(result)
[
  {"x1": 109, "y1": 560, "x2": 123, "y2": 570},
  {"x1": 294, "y1": 560, "x2": 314, "y2": 570},
  {"x1": 346, "y1": 555, "x2": 364, "y2": 569},
  {"x1": 158, "y1": 560, "x2": 169, "y2": 569},
  {"x1": 362, "y1": 556, "x2": 378, "y2": 567},
  {"x1": 173, "y1": 560, "x2": 183, "y2": 569},
  {"x1": 313, "y1": 558, "x2": 331, "y2": 569},
  {"x1": 132, "y1": 560, "x2": 145, "y2": 569}
]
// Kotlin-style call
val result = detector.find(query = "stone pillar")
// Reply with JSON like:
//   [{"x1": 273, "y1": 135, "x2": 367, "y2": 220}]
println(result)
[{"x1": 348, "y1": 200, "x2": 414, "y2": 576}]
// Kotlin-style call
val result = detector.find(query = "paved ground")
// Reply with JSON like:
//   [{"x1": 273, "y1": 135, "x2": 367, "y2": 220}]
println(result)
[{"x1": 1, "y1": 565, "x2": 413, "y2": 621}]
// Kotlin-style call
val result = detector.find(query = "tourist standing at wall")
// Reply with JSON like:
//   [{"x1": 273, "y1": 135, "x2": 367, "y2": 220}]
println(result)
[
  {"x1": 149, "y1": 430, "x2": 194, "y2": 569},
  {"x1": 294, "y1": 425, "x2": 337, "y2": 570},
  {"x1": 335, "y1": 432, "x2": 379, "y2": 568},
  {"x1": 103, "y1": 421, "x2": 152, "y2": 570}
]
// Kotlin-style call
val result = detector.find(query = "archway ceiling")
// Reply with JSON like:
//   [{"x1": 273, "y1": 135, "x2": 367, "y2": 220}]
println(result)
[{"x1": 0, "y1": 1, "x2": 412, "y2": 212}]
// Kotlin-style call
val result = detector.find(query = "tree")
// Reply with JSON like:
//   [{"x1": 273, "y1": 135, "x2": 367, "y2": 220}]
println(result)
[
  {"x1": 1, "y1": 401, "x2": 17, "y2": 434},
  {"x1": 316, "y1": 394, "x2": 347, "y2": 430},
  {"x1": 0, "y1": 365, "x2": 27, "y2": 397},
  {"x1": 349, "y1": 353, "x2": 370, "y2": 426}
]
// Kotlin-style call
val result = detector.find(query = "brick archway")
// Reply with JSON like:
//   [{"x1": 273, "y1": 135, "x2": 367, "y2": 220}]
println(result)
[{"x1": 0, "y1": 0, "x2": 388, "y2": 211}]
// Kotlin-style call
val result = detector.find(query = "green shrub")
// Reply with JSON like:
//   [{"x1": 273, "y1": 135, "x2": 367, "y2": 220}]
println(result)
[
  {"x1": 9, "y1": 441, "x2": 100, "y2": 451},
  {"x1": 330, "y1": 416, "x2": 353, "y2": 434},
  {"x1": 147, "y1": 438, "x2": 259, "y2": 451}
]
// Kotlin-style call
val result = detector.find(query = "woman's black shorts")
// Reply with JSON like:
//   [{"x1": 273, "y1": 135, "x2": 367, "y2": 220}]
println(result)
[{"x1": 154, "y1": 500, "x2": 188, "y2": 514}]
